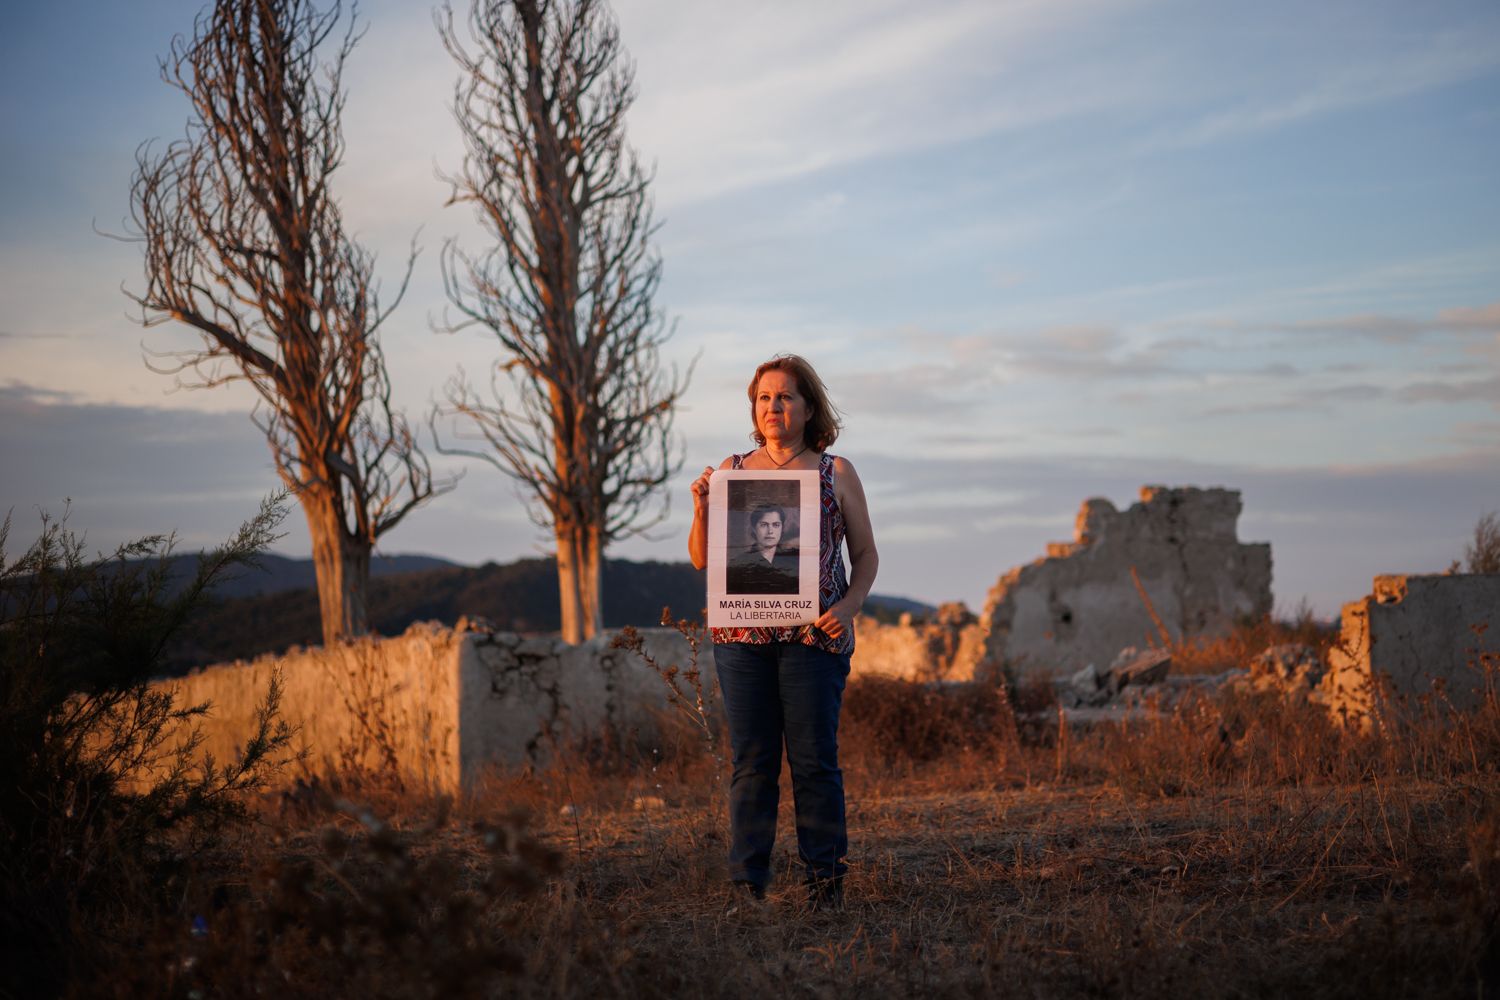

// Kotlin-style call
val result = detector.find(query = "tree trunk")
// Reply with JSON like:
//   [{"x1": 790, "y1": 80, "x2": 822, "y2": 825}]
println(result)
[
  {"x1": 556, "y1": 519, "x2": 603, "y2": 644},
  {"x1": 304, "y1": 490, "x2": 371, "y2": 646}
]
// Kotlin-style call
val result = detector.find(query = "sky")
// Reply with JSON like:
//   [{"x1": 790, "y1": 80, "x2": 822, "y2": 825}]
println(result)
[{"x1": 2, "y1": 0, "x2": 1498, "y2": 619}]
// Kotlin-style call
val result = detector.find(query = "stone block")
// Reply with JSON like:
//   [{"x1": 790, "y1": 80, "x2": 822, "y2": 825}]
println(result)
[{"x1": 1110, "y1": 648, "x2": 1172, "y2": 689}]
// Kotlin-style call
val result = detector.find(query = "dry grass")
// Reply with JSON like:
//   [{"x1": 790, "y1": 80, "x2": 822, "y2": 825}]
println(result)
[
  {"x1": 1168, "y1": 606, "x2": 1336, "y2": 676},
  {"x1": 146, "y1": 739, "x2": 1495, "y2": 998},
  {"x1": 63, "y1": 621, "x2": 1500, "y2": 998}
]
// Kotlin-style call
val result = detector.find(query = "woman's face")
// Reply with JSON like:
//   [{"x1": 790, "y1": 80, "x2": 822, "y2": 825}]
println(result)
[
  {"x1": 752, "y1": 511, "x2": 783, "y2": 551},
  {"x1": 754, "y1": 369, "x2": 810, "y2": 445}
]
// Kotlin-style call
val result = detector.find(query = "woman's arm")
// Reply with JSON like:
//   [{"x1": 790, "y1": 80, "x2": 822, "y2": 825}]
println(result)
[
  {"x1": 815, "y1": 456, "x2": 878, "y2": 641},
  {"x1": 687, "y1": 458, "x2": 734, "y2": 570}
]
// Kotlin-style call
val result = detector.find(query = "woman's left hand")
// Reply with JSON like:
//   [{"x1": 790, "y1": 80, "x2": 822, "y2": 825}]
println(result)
[{"x1": 814, "y1": 599, "x2": 857, "y2": 640}]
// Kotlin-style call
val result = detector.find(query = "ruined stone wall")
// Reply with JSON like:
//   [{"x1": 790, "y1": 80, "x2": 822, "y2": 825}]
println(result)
[
  {"x1": 979, "y1": 486, "x2": 1272, "y2": 677},
  {"x1": 848, "y1": 605, "x2": 987, "y2": 682},
  {"x1": 1323, "y1": 573, "x2": 1500, "y2": 720},
  {"x1": 148, "y1": 613, "x2": 1001, "y2": 792},
  {"x1": 458, "y1": 627, "x2": 710, "y2": 771},
  {"x1": 156, "y1": 623, "x2": 466, "y2": 790},
  {"x1": 152, "y1": 624, "x2": 703, "y2": 792}
]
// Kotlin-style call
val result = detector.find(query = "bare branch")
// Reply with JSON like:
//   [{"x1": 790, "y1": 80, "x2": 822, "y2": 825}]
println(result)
[
  {"x1": 123, "y1": 0, "x2": 453, "y2": 643},
  {"x1": 433, "y1": 0, "x2": 686, "y2": 641}
]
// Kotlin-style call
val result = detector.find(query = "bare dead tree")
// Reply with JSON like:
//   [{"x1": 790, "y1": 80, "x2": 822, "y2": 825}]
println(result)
[
  {"x1": 1465, "y1": 511, "x2": 1500, "y2": 574},
  {"x1": 124, "y1": 0, "x2": 447, "y2": 645},
  {"x1": 434, "y1": 0, "x2": 689, "y2": 643}
]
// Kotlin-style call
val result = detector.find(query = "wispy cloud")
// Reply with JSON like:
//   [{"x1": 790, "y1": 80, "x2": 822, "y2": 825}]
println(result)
[
  {"x1": 1138, "y1": 24, "x2": 1500, "y2": 153},
  {"x1": 1, "y1": 382, "x2": 75, "y2": 405},
  {"x1": 1448, "y1": 421, "x2": 1500, "y2": 448},
  {"x1": 1198, "y1": 300, "x2": 1500, "y2": 343},
  {"x1": 1197, "y1": 383, "x2": 1387, "y2": 418},
  {"x1": 902, "y1": 324, "x2": 1186, "y2": 384},
  {"x1": 1398, "y1": 374, "x2": 1500, "y2": 408},
  {"x1": 1186, "y1": 250, "x2": 1500, "y2": 320},
  {"x1": 836, "y1": 296, "x2": 1499, "y2": 438},
  {"x1": 0, "y1": 384, "x2": 523, "y2": 555},
  {"x1": 621, "y1": 0, "x2": 1153, "y2": 204},
  {"x1": 829, "y1": 330, "x2": 1165, "y2": 427}
]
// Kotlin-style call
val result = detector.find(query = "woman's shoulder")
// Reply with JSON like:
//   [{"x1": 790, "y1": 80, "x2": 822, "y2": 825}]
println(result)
[
  {"x1": 826, "y1": 454, "x2": 866, "y2": 506},
  {"x1": 826, "y1": 453, "x2": 858, "y2": 476}
]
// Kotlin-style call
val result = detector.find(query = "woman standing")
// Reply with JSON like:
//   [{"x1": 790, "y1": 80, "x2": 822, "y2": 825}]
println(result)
[{"x1": 688, "y1": 355, "x2": 878, "y2": 909}]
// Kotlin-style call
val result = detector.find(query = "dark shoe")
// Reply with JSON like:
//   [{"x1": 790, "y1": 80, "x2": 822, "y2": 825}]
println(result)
[
  {"x1": 806, "y1": 876, "x2": 844, "y2": 912},
  {"x1": 725, "y1": 879, "x2": 766, "y2": 915},
  {"x1": 732, "y1": 879, "x2": 766, "y2": 901}
]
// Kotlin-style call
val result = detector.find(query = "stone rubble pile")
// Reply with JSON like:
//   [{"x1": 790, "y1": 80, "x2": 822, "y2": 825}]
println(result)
[
  {"x1": 1058, "y1": 647, "x2": 1177, "y2": 709},
  {"x1": 1053, "y1": 643, "x2": 1335, "y2": 717},
  {"x1": 850, "y1": 602, "x2": 986, "y2": 683},
  {"x1": 1225, "y1": 644, "x2": 1327, "y2": 703}
]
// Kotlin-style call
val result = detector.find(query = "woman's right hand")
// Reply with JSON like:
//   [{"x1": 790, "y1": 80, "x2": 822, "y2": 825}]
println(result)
[
  {"x1": 690, "y1": 465, "x2": 714, "y2": 516},
  {"x1": 687, "y1": 465, "x2": 716, "y2": 570}
]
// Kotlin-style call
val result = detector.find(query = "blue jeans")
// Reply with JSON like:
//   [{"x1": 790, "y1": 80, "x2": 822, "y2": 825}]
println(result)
[{"x1": 713, "y1": 641, "x2": 850, "y2": 890}]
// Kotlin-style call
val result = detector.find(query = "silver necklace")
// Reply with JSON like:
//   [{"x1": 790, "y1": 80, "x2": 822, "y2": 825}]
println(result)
[{"x1": 764, "y1": 444, "x2": 808, "y2": 468}]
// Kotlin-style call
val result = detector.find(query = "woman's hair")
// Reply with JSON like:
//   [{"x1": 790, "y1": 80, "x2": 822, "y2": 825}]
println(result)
[{"x1": 747, "y1": 354, "x2": 843, "y2": 451}]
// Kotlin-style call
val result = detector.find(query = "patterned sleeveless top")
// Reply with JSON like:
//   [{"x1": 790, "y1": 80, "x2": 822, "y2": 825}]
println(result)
[{"x1": 710, "y1": 451, "x2": 853, "y2": 655}]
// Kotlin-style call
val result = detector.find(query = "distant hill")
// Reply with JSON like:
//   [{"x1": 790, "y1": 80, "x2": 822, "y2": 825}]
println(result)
[
  {"x1": 147, "y1": 551, "x2": 462, "y2": 600},
  {"x1": 162, "y1": 556, "x2": 702, "y2": 672},
  {"x1": 159, "y1": 554, "x2": 935, "y2": 675},
  {"x1": 860, "y1": 593, "x2": 937, "y2": 621}
]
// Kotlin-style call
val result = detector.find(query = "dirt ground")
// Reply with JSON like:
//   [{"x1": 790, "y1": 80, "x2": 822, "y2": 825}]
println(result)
[
  {"x1": 492, "y1": 776, "x2": 1492, "y2": 998},
  {"x1": 53, "y1": 661, "x2": 1500, "y2": 999}
]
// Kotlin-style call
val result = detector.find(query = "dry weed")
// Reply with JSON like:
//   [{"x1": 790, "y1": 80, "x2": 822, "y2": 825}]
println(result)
[{"x1": 48, "y1": 612, "x2": 1500, "y2": 997}]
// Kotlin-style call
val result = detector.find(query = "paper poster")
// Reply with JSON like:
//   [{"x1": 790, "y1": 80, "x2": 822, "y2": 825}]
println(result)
[{"x1": 706, "y1": 469, "x2": 820, "y2": 628}]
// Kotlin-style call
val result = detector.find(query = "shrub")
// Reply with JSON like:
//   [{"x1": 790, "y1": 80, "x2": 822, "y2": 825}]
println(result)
[
  {"x1": 1168, "y1": 603, "x2": 1335, "y2": 676},
  {"x1": 842, "y1": 675, "x2": 1017, "y2": 771},
  {"x1": 172, "y1": 801, "x2": 562, "y2": 998},
  {"x1": 0, "y1": 496, "x2": 295, "y2": 995}
]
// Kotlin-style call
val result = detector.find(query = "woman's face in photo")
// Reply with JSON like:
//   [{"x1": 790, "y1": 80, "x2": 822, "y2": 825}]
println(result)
[
  {"x1": 754, "y1": 369, "x2": 809, "y2": 443},
  {"x1": 752, "y1": 511, "x2": 783, "y2": 551}
]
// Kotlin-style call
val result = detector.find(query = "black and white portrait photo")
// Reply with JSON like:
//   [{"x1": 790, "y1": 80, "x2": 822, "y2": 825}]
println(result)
[{"x1": 725, "y1": 479, "x2": 802, "y2": 595}]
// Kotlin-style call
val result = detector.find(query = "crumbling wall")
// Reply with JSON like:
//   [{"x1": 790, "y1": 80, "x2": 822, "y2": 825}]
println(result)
[
  {"x1": 151, "y1": 608, "x2": 1013, "y2": 791},
  {"x1": 151, "y1": 623, "x2": 704, "y2": 792},
  {"x1": 1323, "y1": 573, "x2": 1500, "y2": 720},
  {"x1": 848, "y1": 604, "x2": 986, "y2": 682},
  {"x1": 458, "y1": 627, "x2": 706, "y2": 770},
  {"x1": 979, "y1": 486, "x2": 1272, "y2": 677},
  {"x1": 156, "y1": 623, "x2": 466, "y2": 790}
]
